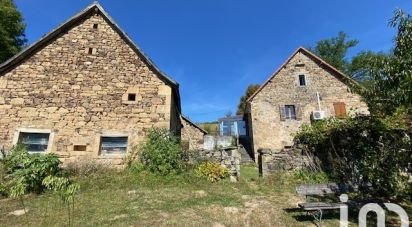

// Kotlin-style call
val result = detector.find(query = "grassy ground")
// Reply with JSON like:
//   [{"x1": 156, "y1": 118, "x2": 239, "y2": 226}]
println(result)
[{"x1": 0, "y1": 165, "x2": 410, "y2": 226}]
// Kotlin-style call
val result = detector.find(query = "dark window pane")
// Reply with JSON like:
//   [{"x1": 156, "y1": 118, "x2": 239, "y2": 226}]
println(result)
[
  {"x1": 299, "y1": 75, "x2": 306, "y2": 86},
  {"x1": 100, "y1": 137, "x2": 128, "y2": 154},
  {"x1": 19, "y1": 133, "x2": 50, "y2": 153},
  {"x1": 128, "y1": 93, "x2": 136, "y2": 101}
]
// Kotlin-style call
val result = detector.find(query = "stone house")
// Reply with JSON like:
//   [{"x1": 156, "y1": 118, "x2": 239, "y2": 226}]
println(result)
[
  {"x1": 0, "y1": 3, "x2": 182, "y2": 166},
  {"x1": 180, "y1": 116, "x2": 207, "y2": 151},
  {"x1": 246, "y1": 47, "x2": 368, "y2": 159}
]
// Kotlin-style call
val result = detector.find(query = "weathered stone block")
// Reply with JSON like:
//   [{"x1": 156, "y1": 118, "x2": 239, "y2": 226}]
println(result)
[{"x1": 10, "y1": 98, "x2": 24, "y2": 105}]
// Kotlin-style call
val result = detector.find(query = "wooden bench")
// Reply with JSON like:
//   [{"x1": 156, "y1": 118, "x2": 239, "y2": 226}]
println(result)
[{"x1": 296, "y1": 183, "x2": 356, "y2": 226}]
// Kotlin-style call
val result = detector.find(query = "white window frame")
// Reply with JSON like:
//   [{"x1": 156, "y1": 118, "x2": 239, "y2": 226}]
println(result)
[{"x1": 12, "y1": 128, "x2": 54, "y2": 154}]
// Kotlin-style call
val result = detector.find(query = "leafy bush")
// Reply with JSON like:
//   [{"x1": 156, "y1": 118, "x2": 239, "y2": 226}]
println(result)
[
  {"x1": 128, "y1": 162, "x2": 145, "y2": 174},
  {"x1": 293, "y1": 169, "x2": 330, "y2": 184},
  {"x1": 0, "y1": 145, "x2": 79, "y2": 223},
  {"x1": 195, "y1": 162, "x2": 229, "y2": 182},
  {"x1": 139, "y1": 128, "x2": 185, "y2": 175},
  {"x1": 2, "y1": 144, "x2": 62, "y2": 194},
  {"x1": 1, "y1": 144, "x2": 79, "y2": 195},
  {"x1": 294, "y1": 116, "x2": 412, "y2": 199}
]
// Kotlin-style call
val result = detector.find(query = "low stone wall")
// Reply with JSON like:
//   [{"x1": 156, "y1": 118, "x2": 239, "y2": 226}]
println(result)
[
  {"x1": 190, "y1": 147, "x2": 241, "y2": 182},
  {"x1": 258, "y1": 148, "x2": 312, "y2": 177}
]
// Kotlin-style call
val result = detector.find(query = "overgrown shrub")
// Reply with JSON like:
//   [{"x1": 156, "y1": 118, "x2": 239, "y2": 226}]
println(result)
[
  {"x1": 294, "y1": 115, "x2": 412, "y2": 199},
  {"x1": 293, "y1": 169, "x2": 330, "y2": 184},
  {"x1": 0, "y1": 145, "x2": 79, "y2": 224},
  {"x1": 0, "y1": 144, "x2": 79, "y2": 195},
  {"x1": 2, "y1": 144, "x2": 62, "y2": 194},
  {"x1": 195, "y1": 162, "x2": 229, "y2": 182},
  {"x1": 139, "y1": 128, "x2": 185, "y2": 175}
]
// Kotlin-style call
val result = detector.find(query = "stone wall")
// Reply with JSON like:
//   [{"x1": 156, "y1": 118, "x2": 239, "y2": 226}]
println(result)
[
  {"x1": 258, "y1": 148, "x2": 311, "y2": 177},
  {"x1": 0, "y1": 10, "x2": 179, "y2": 165},
  {"x1": 191, "y1": 147, "x2": 241, "y2": 182},
  {"x1": 180, "y1": 116, "x2": 206, "y2": 151},
  {"x1": 248, "y1": 49, "x2": 368, "y2": 158}
]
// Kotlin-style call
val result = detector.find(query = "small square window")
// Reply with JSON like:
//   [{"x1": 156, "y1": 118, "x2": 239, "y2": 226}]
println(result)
[
  {"x1": 285, "y1": 105, "x2": 296, "y2": 120},
  {"x1": 128, "y1": 93, "x2": 136, "y2": 101},
  {"x1": 88, "y1": 48, "x2": 93, "y2": 55},
  {"x1": 93, "y1": 24, "x2": 98, "y2": 29},
  {"x1": 100, "y1": 137, "x2": 128, "y2": 155},
  {"x1": 299, "y1": 74, "x2": 306, "y2": 86},
  {"x1": 19, "y1": 132, "x2": 50, "y2": 153}
]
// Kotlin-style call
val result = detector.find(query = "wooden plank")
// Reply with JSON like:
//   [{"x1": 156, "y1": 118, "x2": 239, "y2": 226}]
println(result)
[
  {"x1": 298, "y1": 202, "x2": 342, "y2": 210},
  {"x1": 296, "y1": 183, "x2": 357, "y2": 196}
]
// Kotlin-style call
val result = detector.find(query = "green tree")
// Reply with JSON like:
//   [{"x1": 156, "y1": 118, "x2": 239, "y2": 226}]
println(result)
[
  {"x1": 359, "y1": 9, "x2": 412, "y2": 115},
  {"x1": 349, "y1": 51, "x2": 389, "y2": 81},
  {"x1": 236, "y1": 84, "x2": 260, "y2": 115},
  {"x1": 309, "y1": 31, "x2": 358, "y2": 75},
  {"x1": 0, "y1": 0, "x2": 27, "y2": 63}
]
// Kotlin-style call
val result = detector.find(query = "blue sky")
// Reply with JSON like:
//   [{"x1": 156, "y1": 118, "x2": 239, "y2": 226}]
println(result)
[{"x1": 14, "y1": 0, "x2": 412, "y2": 122}]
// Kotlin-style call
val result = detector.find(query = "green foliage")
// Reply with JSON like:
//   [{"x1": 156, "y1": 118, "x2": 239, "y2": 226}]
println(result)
[
  {"x1": 0, "y1": 145, "x2": 80, "y2": 224},
  {"x1": 237, "y1": 84, "x2": 260, "y2": 115},
  {"x1": 309, "y1": 31, "x2": 358, "y2": 75},
  {"x1": 139, "y1": 128, "x2": 185, "y2": 175},
  {"x1": 43, "y1": 176, "x2": 80, "y2": 226},
  {"x1": 195, "y1": 162, "x2": 229, "y2": 182},
  {"x1": 128, "y1": 162, "x2": 145, "y2": 174},
  {"x1": 43, "y1": 176, "x2": 80, "y2": 204},
  {"x1": 358, "y1": 9, "x2": 412, "y2": 115},
  {"x1": 0, "y1": 0, "x2": 27, "y2": 63},
  {"x1": 3, "y1": 144, "x2": 61, "y2": 194},
  {"x1": 294, "y1": 116, "x2": 412, "y2": 199},
  {"x1": 293, "y1": 169, "x2": 330, "y2": 184},
  {"x1": 349, "y1": 51, "x2": 389, "y2": 81}
]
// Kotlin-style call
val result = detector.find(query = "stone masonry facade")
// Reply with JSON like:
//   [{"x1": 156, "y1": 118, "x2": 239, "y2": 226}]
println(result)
[
  {"x1": 180, "y1": 116, "x2": 206, "y2": 151},
  {"x1": 0, "y1": 4, "x2": 180, "y2": 166},
  {"x1": 247, "y1": 48, "x2": 368, "y2": 159}
]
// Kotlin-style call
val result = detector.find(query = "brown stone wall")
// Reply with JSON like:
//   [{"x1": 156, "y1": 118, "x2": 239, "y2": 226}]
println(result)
[
  {"x1": 0, "y1": 12, "x2": 177, "y2": 165},
  {"x1": 181, "y1": 117, "x2": 205, "y2": 151},
  {"x1": 249, "y1": 51, "x2": 368, "y2": 158}
]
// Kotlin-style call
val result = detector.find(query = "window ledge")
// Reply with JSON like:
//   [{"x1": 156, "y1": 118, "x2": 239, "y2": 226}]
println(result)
[
  {"x1": 98, "y1": 154, "x2": 126, "y2": 159},
  {"x1": 122, "y1": 100, "x2": 138, "y2": 105}
]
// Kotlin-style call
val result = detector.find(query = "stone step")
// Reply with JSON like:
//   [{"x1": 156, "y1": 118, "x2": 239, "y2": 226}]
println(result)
[{"x1": 238, "y1": 146, "x2": 254, "y2": 163}]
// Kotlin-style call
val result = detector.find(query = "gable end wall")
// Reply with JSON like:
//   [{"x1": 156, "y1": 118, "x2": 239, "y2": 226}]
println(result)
[
  {"x1": 0, "y1": 12, "x2": 177, "y2": 165},
  {"x1": 249, "y1": 51, "x2": 368, "y2": 158}
]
